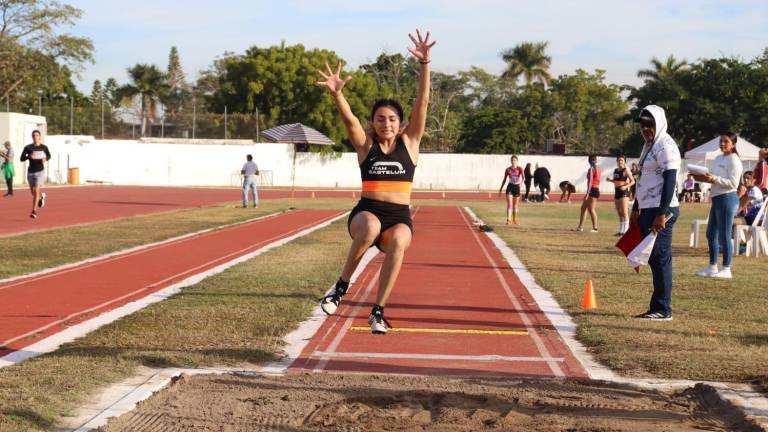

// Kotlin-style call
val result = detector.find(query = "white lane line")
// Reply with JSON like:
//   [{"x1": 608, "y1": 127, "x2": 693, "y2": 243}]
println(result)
[
  {"x1": 312, "y1": 351, "x2": 565, "y2": 363},
  {"x1": 0, "y1": 211, "x2": 347, "y2": 369},
  {"x1": 0, "y1": 211, "x2": 286, "y2": 289},
  {"x1": 456, "y1": 207, "x2": 565, "y2": 377}
]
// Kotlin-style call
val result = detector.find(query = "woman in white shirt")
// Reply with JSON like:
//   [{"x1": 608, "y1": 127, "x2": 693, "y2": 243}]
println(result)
[{"x1": 691, "y1": 132, "x2": 743, "y2": 279}]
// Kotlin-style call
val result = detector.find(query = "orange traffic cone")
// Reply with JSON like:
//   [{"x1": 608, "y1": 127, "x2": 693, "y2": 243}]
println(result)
[{"x1": 581, "y1": 279, "x2": 597, "y2": 309}]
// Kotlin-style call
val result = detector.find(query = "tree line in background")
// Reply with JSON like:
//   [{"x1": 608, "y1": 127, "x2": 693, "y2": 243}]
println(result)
[{"x1": 2, "y1": 1, "x2": 768, "y2": 155}]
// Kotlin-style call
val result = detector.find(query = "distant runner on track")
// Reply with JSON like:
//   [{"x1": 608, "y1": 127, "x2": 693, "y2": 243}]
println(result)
[
  {"x1": 19, "y1": 130, "x2": 50, "y2": 219},
  {"x1": 316, "y1": 29, "x2": 435, "y2": 334}
]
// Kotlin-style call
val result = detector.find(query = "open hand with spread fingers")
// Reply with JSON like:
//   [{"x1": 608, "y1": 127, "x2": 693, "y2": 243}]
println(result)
[
  {"x1": 316, "y1": 62, "x2": 352, "y2": 96},
  {"x1": 407, "y1": 29, "x2": 436, "y2": 63}
]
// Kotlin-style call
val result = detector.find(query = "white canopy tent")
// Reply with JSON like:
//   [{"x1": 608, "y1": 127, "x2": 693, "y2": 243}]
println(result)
[{"x1": 684, "y1": 135, "x2": 761, "y2": 166}]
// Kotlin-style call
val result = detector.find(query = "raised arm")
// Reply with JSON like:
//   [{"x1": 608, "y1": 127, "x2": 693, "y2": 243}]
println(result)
[
  {"x1": 316, "y1": 62, "x2": 367, "y2": 152},
  {"x1": 403, "y1": 29, "x2": 436, "y2": 150}
]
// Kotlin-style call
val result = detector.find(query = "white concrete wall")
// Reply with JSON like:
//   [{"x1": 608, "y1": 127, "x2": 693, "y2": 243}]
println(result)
[
  {"x1": 0, "y1": 113, "x2": 47, "y2": 185},
  {"x1": 46, "y1": 136, "x2": 644, "y2": 192}
]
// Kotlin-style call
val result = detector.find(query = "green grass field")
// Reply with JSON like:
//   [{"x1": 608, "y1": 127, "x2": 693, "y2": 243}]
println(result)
[
  {"x1": 468, "y1": 199, "x2": 768, "y2": 384},
  {"x1": 1, "y1": 197, "x2": 766, "y2": 431}
]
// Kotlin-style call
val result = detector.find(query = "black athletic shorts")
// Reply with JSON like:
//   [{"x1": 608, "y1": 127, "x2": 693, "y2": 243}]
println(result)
[
  {"x1": 588, "y1": 187, "x2": 601, "y2": 198},
  {"x1": 614, "y1": 189, "x2": 631, "y2": 199},
  {"x1": 506, "y1": 183, "x2": 521, "y2": 197},
  {"x1": 348, "y1": 197, "x2": 413, "y2": 251}
]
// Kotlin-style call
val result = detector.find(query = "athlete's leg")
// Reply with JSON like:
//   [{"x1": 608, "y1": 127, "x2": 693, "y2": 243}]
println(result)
[
  {"x1": 374, "y1": 224, "x2": 412, "y2": 307},
  {"x1": 505, "y1": 193, "x2": 513, "y2": 222},
  {"x1": 588, "y1": 196, "x2": 599, "y2": 230},
  {"x1": 512, "y1": 195, "x2": 520, "y2": 223},
  {"x1": 340, "y1": 211, "x2": 381, "y2": 282}
]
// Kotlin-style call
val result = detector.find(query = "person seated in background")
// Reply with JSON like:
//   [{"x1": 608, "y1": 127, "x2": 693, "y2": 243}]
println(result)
[
  {"x1": 734, "y1": 171, "x2": 764, "y2": 226},
  {"x1": 533, "y1": 165, "x2": 551, "y2": 202},
  {"x1": 681, "y1": 174, "x2": 696, "y2": 202},
  {"x1": 559, "y1": 180, "x2": 576, "y2": 203},
  {"x1": 692, "y1": 183, "x2": 702, "y2": 202}
]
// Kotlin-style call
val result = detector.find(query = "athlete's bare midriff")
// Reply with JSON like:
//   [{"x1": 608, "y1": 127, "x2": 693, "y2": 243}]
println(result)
[{"x1": 361, "y1": 190, "x2": 411, "y2": 206}]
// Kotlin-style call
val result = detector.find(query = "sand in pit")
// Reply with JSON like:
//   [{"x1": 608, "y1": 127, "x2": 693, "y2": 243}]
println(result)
[{"x1": 99, "y1": 373, "x2": 760, "y2": 432}]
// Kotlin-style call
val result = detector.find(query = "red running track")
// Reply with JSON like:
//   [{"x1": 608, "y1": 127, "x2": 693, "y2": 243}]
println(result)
[
  {"x1": 0, "y1": 209, "x2": 343, "y2": 357},
  {"x1": 290, "y1": 206, "x2": 587, "y2": 379},
  {"x1": 0, "y1": 184, "x2": 607, "y2": 238}
]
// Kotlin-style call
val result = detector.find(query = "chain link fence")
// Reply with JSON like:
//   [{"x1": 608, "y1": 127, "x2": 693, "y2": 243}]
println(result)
[{"x1": 6, "y1": 101, "x2": 267, "y2": 141}]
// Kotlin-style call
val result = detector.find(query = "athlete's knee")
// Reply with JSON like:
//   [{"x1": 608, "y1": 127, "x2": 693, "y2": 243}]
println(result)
[{"x1": 387, "y1": 230, "x2": 411, "y2": 253}]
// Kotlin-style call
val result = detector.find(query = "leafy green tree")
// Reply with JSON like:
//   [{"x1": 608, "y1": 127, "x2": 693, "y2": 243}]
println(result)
[
  {"x1": 0, "y1": 0, "x2": 93, "y2": 104},
  {"x1": 115, "y1": 64, "x2": 169, "y2": 137},
  {"x1": 197, "y1": 43, "x2": 379, "y2": 147},
  {"x1": 547, "y1": 69, "x2": 628, "y2": 154},
  {"x1": 456, "y1": 107, "x2": 530, "y2": 154},
  {"x1": 359, "y1": 52, "x2": 419, "y2": 103},
  {"x1": 500, "y1": 41, "x2": 552, "y2": 86},
  {"x1": 164, "y1": 46, "x2": 190, "y2": 114},
  {"x1": 637, "y1": 55, "x2": 688, "y2": 82}
]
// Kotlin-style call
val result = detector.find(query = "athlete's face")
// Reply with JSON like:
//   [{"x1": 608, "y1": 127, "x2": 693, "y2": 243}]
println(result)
[
  {"x1": 373, "y1": 107, "x2": 400, "y2": 141},
  {"x1": 511, "y1": 157, "x2": 518, "y2": 167},
  {"x1": 617, "y1": 157, "x2": 625, "y2": 169},
  {"x1": 719, "y1": 135, "x2": 735, "y2": 154},
  {"x1": 32, "y1": 131, "x2": 41, "y2": 145}
]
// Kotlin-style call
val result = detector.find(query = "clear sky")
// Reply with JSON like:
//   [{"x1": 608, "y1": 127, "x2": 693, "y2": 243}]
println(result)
[{"x1": 68, "y1": 0, "x2": 768, "y2": 93}]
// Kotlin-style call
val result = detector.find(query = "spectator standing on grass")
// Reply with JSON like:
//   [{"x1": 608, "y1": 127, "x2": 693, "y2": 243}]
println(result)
[
  {"x1": 754, "y1": 147, "x2": 768, "y2": 194},
  {"x1": 2, "y1": 141, "x2": 14, "y2": 197},
  {"x1": 574, "y1": 155, "x2": 600, "y2": 232},
  {"x1": 691, "y1": 132, "x2": 742, "y2": 279},
  {"x1": 630, "y1": 105, "x2": 680, "y2": 321},
  {"x1": 241, "y1": 154, "x2": 259, "y2": 208},
  {"x1": 533, "y1": 165, "x2": 551, "y2": 202},
  {"x1": 523, "y1": 163, "x2": 533, "y2": 202},
  {"x1": 19, "y1": 130, "x2": 50, "y2": 219}
]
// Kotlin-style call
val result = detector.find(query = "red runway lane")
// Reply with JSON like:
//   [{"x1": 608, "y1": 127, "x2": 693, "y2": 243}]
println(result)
[
  {"x1": 291, "y1": 206, "x2": 587, "y2": 379},
  {"x1": 0, "y1": 209, "x2": 342, "y2": 356}
]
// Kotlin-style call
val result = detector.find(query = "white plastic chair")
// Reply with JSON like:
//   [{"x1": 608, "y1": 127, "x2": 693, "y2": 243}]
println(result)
[
  {"x1": 749, "y1": 206, "x2": 768, "y2": 257},
  {"x1": 733, "y1": 199, "x2": 768, "y2": 257},
  {"x1": 690, "y1": 217, "x2": 708, "y2": 248}
]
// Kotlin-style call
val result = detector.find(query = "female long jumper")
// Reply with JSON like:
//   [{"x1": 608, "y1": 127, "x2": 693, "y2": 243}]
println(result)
[{"x1": 316, "y1": 30, "x2": 435, "y2": 334}]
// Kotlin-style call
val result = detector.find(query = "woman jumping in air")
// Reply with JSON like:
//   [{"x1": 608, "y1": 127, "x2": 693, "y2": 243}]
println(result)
[{"x1": 316, "y1": 29, "x2": 435, "y2": 334}]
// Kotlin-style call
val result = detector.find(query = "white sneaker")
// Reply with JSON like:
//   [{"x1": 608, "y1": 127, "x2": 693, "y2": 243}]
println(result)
[
  {"x1": 695, "y1": 265, "x2": 718, "y2": 277},
  {"x1": 712, "y1": 267, "x2": 732, "y2": 279},
  {"x1": 368, "y1": 312, "x2": 391, "y2": 335}
]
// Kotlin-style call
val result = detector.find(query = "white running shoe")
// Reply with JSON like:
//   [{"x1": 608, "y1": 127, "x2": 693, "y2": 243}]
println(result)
[
  {"x1": 712, "y1": 267, "x2": 732, "y2": 279},
  {"x1": 695, "y1": 265, "x2": 718, "y2": 277},
  {"x1": 368, "y1": 312, "x2": 391, "y2": 335},
  {"x1": 38, "y1": 192, "x2": 46, "y2": 208}
]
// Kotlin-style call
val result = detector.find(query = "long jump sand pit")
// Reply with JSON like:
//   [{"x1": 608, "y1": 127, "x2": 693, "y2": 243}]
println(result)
[{"x1": 99, "y1": 373, "x2": 758, "y2": 431}]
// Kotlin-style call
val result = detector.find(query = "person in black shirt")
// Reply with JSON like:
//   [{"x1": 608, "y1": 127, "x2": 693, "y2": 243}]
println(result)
[
  {"x1": 533, "y1": 166, "x2": 551, "y2": 202},
  {"x1": 523, "y1": 163, "x2": 533, "y2": 202},
  {"x1": 19, "y1": 130, "x2": 50, "y2": 219}
]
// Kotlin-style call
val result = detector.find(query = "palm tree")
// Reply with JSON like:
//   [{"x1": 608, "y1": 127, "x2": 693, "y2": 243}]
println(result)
[
  {"x1": 500, "y1": 41, "x2": 552, "y2": 86},
  {"x1": 116, "y1": 64, "x2": 168, "y2": 136},
  {"x1": 637, "y1": 55, "x2": 688, "y2": 82}
]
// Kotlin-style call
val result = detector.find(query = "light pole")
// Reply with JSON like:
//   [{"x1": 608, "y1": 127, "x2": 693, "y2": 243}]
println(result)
[
  {"x1": 37, "y1": 90, "x2": 43, "y2": 116},
  {"x1": 100, "y1": 98, "x2": 105, "y2": 139},
  {"x1": 192, "y1": 101, "x2": 197, "y2": 139},
  {"x1": 224, "y1": 105, "x2": 228, "y2": 141},
  {"x1": 69, "y1": 96, "x2": 74, "y2": 135}
]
